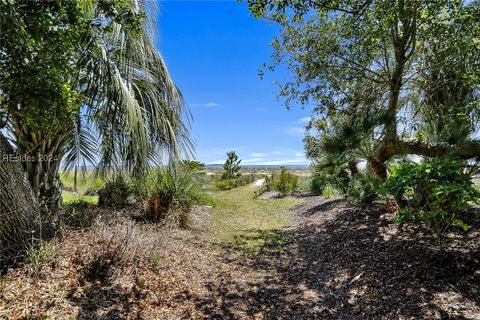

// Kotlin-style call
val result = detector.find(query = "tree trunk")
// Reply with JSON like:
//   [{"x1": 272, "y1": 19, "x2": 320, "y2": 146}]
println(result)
[
  {"x1": 0, "y1": 132, "x2": 42, "y2": 269},
  {"x1": 14, "y1": 128, "x2": 68, "y2": 213}
]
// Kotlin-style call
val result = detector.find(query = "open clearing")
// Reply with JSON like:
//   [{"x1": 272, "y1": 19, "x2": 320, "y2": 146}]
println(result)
[{"x1": 1, "y1": 184, "x2": 479, "y2": 319}]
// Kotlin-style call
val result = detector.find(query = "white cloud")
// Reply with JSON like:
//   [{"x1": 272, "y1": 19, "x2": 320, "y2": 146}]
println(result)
[
  {"x1": 201, "y1": 149, "x2": 309, "y2": 166},
  {"x1": 190, "y1": 102, "x2": 220, "y2": 108},
  {"x1": 284, "y1": 127, "x2": 305, "y2": 136},
  {"x1": 242, "y1": 158, "x2": 267, "y2": 164},
  {"x1": 206, "y1": 160, "x2": 225, "y2": 164},
  {"x1": 257, "y1": 159, "x2": 308, "y2": 165},
  {"x1": 251, "y1": 152, "x2": 268, "y2": 157},
  {"x1": 295, "y1": 116, "x2": 311, "y2": 124}
]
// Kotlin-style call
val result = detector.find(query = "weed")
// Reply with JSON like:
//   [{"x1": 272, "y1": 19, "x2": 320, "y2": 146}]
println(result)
[{"x1": 26, "y1": 240, "x2": 52, "y2": 275}]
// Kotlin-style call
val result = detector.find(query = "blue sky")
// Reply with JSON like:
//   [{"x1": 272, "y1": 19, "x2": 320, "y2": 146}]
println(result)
[{"x1": 156, "y1": 0, "x2": 312, "y2": 165}]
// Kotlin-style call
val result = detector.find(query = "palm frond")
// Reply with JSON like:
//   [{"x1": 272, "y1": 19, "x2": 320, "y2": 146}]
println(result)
[{"x1": 65, "y1": 0, "x2": 193, "y2": 176}]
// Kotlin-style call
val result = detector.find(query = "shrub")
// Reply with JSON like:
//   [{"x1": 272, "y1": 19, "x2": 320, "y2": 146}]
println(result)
[
  {"x1": 322, "y1": 184, "x2": 341, "y2": 198},
  {"x1": 310, "y1": 156, "x2": 353, "y2": 194},
  {"x1": 145, "y1": 165, "x2": 206, "y2": 227},
  {"x1": 214, "y1": 174, "x2": 256, "y2": 190},
  {"x1": 346, "y1": 171, "x2": 380, "y2": 206},
  {"x1": 60, "y1": 199, "x2": 98, "y2": 229},
  {"x1": 379, "y1": 157, "x2": 479, "y2": 250},
  {"x1": 130, "y1": 174, "x2": 152, "y2": 200},
  {"x1": 308, "y1": 174, "x2": 328, "y2": 195},
  {"x1": 98, "y1": 175, "x2": 131, "y2": 209},
  {"x1": 80, "y1": 219, "x2": 136, "y2": 281},
  {"x1": 267, "y1": 167, "x2": 299, "y2": 196}
]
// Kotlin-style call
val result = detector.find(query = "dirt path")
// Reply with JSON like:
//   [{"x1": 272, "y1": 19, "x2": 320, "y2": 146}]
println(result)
[
  {"x1": 190, "y1": 192, "x2": 480, "y2": 319},
  {"x1": 1, "y1": 187, "x2": 479, "y2": 319}
]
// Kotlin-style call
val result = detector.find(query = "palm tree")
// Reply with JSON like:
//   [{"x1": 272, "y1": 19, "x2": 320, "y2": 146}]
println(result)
[{"x1": 4, "y1": 0, "x2": 193, "y2": 211}]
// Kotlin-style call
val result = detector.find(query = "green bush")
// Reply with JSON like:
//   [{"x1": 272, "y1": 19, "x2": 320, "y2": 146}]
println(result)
[
  {"x1": 267, "y1": 167, "x2": 299, "y2": 196},
  {"x1": 130, "y1": 173, "x2": 154, "y2": 200},
  {"x1": 379, "y1": 157, "x2": 479, "y2": 250},
  {"x1": 97, "y1": 176, "x2": 131, "y2": 209},
  {"x1": 214, "y1": 174, "x2": 256, "y2": 190},
  {"x1": 346, "y1": 171, "x2": 380, "y2": 206},
  {"x1": 60, "y1": 199, "x2": 98, "y2": 229},
  {"x1": 144, "y1": 165, "x2": 208, "y2": 227},
  {"x1": 322, "y1": 184, "x2": 341, "y2": 198},
  {"x1": 308, "y1": 174, "x2": 328, "y2": 195},
  {"x1": 310, "y1": 156, "x2": 352, "y2": 194}
]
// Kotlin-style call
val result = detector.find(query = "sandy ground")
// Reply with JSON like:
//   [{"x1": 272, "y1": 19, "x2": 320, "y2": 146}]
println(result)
[{"x1": 253, "y1": 178, "x2": 265, "y2": 187}]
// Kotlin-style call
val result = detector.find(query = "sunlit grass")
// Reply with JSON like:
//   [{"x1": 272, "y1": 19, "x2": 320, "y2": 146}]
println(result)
[
  {"x1": 60, "y1": 171, "x2": 103, "y2": 205},
  {"x1": 210, "y1": 184, "x2": 299, "y2": 256},
  {"x1": 60, "y1": 171, "x2": 104, "y2": 194},
  {"x1": 62, "y1": 192, "x2": 98, "y2": 205}
]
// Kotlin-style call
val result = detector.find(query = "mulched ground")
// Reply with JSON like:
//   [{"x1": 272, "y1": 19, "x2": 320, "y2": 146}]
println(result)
[
  {"x1": 186, "y1": 197, "x2": 480, "y2": 319},
  {"x1": 1, "y1": 197, "x2": 479, "y2": 319}
]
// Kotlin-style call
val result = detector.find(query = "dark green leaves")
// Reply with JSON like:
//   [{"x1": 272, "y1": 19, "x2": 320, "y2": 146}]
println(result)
[{"x1": 379, "y1": 157, "x2": 479, "y2": 242}]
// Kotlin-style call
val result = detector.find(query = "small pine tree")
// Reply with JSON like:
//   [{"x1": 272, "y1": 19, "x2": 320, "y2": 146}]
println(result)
[{"x1": 222, "y1": 151, "x2": 241, "y2": 180}]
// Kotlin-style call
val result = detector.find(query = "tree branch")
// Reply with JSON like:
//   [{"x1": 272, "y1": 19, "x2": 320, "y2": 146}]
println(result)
[
  {"x1": 309, "y1": 0, "x2": 373, "y2": 16},
  {"x1": 377, "y1": 139, "x2": 480, "y2": 161}
]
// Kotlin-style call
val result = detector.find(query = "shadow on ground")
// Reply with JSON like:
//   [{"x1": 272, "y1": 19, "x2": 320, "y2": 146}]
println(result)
[{"x1": 190, "y1": 198, "x2": 480, "y2": 319}]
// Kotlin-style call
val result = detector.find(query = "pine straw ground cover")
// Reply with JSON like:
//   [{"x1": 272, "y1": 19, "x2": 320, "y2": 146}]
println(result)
[
  {"x1": 1, "y1": 186, "x2": 480, "y2": 319},
  {"x1": 0, "y1": 208, "x2": 232, "y2": 319}
]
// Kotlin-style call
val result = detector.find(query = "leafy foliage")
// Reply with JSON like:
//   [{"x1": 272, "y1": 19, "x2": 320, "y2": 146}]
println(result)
[
  {"x1": 379, "y1": 157, "x2": 479, "y2": 248},
  {"x1": 60, "y1": 199, "x2": 98, "y2": 229},
  {"x1": 266, "y1": 167, "x2": 299, "y2": 196},
  {"x1": 346, "y1": 171, "x2": 380, "y2": 206},
  {"x1": 222, "y1": 151, "x2": 242, "y2": 180},
  {"x1": 215, "y1": 175, "x2": 256, "y2": 191},
  {"x1": 0, "y1": 0, "x2": 192, "y2": 211},
  {"x1": 98, "y1": 176, "x2": 131, "y2": 209},
  {"x1": 322, "y1": 185, "x2": 341, "y2": 199},
  {"x1": 308, "y1": 174, "x2": 327, "y2": 196},
  {"x1": 248, "y1": 0, "x2": 480, "y2": 182},
  {"x1": 309, "y1": 154, "x2": 356, "y2": 195},
  {"x1": 179, "y1": 160, "x2": 206, "y2": 173}
]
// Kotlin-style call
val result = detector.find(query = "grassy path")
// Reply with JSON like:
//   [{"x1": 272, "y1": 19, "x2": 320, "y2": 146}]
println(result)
[{"x1": 209, "y1": 184, "x2": 299, "y2": 257}]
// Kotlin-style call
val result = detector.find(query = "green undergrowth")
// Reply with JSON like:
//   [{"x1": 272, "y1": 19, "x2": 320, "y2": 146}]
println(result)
[{"x1": 62, "y1": 192, "x2": 98, "y2": 205}]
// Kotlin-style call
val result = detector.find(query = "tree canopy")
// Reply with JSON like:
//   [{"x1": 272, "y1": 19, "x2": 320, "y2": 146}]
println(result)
[
  {"x1": 247, "y1": 0, "x2": 480, "y2": 179},
  {"x1": 0, "y1": 0, "x2": 193, "y2": 209}
]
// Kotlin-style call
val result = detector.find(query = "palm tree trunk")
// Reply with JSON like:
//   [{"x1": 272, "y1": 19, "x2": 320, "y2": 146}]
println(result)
[
  {"x1": 367, "y1": 157, "x2": 388, "y2": 181},
  {"x1": 0, "y1": 132, "x2": 42, "y2": 269},
  {"x1": 14, "y1": 128, "x2": 68, "y2": 213}
]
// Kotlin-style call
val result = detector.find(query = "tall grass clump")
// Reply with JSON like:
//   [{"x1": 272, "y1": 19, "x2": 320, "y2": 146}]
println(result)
[
  {"x1": 141, "y1": 161, "x2": 209, "y2": 228},
  {"x1": 322, "y1": 185, "x2": 341, "y2": 198}
]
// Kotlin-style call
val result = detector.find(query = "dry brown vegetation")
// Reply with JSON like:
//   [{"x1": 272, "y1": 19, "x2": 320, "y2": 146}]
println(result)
[{"x1": 1, "y1": 186, "x2": 479, "y2": 319}]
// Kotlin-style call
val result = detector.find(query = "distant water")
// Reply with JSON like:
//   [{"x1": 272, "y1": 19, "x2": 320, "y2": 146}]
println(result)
[{"x1": 206, "y1": 164, "x2": 310, "y2": 170}]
